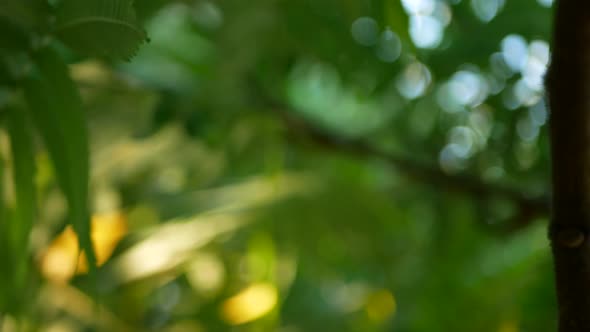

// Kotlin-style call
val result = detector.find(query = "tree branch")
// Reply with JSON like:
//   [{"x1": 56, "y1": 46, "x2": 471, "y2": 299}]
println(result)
[
  {"x1": 260, "y1": 95, "x2": 549, "y2": 232},
  {"x1": 545, "y1": 0, "x2": 590, "y2": 330},
  {"x1": 76, "y1": 76, "x2": 550, "y2": 232}
]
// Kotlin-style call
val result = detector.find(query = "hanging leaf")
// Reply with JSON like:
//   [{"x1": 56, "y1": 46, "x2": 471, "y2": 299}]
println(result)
[
  {"x1": 0, "y1": 145, "x2": 10, "y2": 312},
  {"x1": 55, "y1": 0, "x2": 147, "y2": 60},
  {"x1": 4, "y1": 105, "x2": 36, "y2": 307},
  {"x1": 5, "y1": 105, "x2": 36, "y2": 262},
  {"x1": 22, "y1": 47, "x2": 96, "y2": 272}
]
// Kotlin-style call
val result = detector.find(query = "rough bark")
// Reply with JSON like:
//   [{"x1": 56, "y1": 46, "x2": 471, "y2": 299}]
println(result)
[{"x1": 546, "y1": 1, "x2": 590, "y2": 331}]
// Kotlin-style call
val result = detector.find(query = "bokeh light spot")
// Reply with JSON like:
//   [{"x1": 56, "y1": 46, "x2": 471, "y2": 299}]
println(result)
[
  {"x1": 409, "y1": 15, "x2": 443, "y2": 49},
  {"x1": 498, "y1": 320, "x2": 519, "y2": 332},
  {"x1": 523, "y1": 40, "x2": 550, "y2": 90},
  {"x1": 396, "y1": 62, "x2": 432, "y2": 99},
  {"x1": 513, "y1": 78, "x2": 541, "y2": 106},
  {"x1": 376, "y1": 29, "x2": 402, "y2": 63},
  {"x1": 433, "y1": 1, "x2": 453, "y2": 27},
  {"x1": 528, "y1": 100, "x2": 548, "y2": 126},
  {"x1": 365, "y1": 289, "x2": 397, "y2": 322},
  {"x1": 186, "y1": 253, "x2": 226, "y2": 296},
  {"x1": 321, "y1": 281, "x2": 370, "y2": 312},
  {"x1": 40, "y1": 212, "x2": 128, "y2": 283},
  {"x1": 439, "y1": 144, "x2": 468, "y2": 173},
  {"x1": 471, "y1": 0, "x2": 505, "y2": 22},
  {"x1": 448, "y1": 70, "x2": 489, "y2": 106},
  {"x1": 351, "y1": 17, "x2": 379, "y2": 46},
  {"x1": 401, "y1": 0, "x2": 436, "y2": 15},
  {"x1": 517, "y1": 116, "x2": 540, "y2": 142},
  {"x1": 489, "y1": 52, "x2": 513, "y2": 79},
  {"x1": 221, "y1": 283, "x2": 278, "y2": 325},
  {"x1": 501, "y1": 34, "x2": 528, "y2": 72},
  {"x1": 537, "y1": 0, "x2": 553, "y2": 8},
  {"x1": 448, "y1": 126, "x2": 476, "y2": 158}
]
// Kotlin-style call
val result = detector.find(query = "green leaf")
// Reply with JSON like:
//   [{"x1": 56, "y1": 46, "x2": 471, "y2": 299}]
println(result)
[
  {"x1": 55, "y1": 0, "x2": 147, "y2": 60},
  {"x1": 0, "y1": 145, "x2": 10, "y2": 312},
  {"x1": 22, "y1": 46, "x2": 96, "y2": 271},
  {"x1": 5, "y1": 105, "x2": 36, "y2": 300},
  {"x1": 5, "y1": 106, "x2": 36, "y2": 255}
]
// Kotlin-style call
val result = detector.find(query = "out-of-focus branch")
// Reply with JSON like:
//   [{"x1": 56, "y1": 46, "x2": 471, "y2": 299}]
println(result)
[
  {"x1": 258, "y1": 93, "x2": 549, "y2": 232},
  {"x1": 76, "y1": 76, "x2": 550, "y2": 232}
]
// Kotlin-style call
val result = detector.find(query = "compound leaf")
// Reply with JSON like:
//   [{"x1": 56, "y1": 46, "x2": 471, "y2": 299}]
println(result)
[
  {"x1": 5, "y1": 105, "x2": 36, "y2": 260},
  {"x1": 22, "y1": 47, "x2": 96, "y2": 272},
  {"x1": 55, "y1": 0, "x2": 147, "y2": 60}
]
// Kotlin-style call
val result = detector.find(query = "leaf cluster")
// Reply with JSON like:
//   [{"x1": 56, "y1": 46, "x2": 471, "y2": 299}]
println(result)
[{"x1": 0, "y1": 0, "x2": 146, "y2": 316}]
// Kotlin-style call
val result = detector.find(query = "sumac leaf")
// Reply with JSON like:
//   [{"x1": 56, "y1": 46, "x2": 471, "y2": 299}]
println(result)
[
  {"x1": 22, "y1": 47, "x2": 96, "y2": 271},
  {"x1": 5, "y1": 106, "x2": 35, "y2": 257},
  {"x1": 55, "y1": 0, "x2": 147, "y2": 60}
]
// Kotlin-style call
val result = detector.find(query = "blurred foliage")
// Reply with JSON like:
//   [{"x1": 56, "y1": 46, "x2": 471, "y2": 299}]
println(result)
[{"x1": 0, "y1": 0, "x2": 556, "y2": 331}]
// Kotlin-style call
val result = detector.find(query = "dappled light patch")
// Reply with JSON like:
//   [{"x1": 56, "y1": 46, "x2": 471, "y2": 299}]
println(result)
[{"x1": 111, "y1": 214, "x2": 242, "y2": 283}]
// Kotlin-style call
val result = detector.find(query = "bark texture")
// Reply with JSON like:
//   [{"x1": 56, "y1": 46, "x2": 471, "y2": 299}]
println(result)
[{"x1": 546, "y1": 1, "x2": 590, "y2": 331}]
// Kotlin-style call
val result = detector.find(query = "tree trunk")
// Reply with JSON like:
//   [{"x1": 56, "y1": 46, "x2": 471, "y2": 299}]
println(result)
[{"x1": 546, "y1": 1, "x2": 590, "y2": 331}]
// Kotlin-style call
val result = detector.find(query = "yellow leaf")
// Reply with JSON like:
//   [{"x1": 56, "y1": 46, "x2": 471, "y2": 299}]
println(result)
[
  {"x1": 220, "y1": 283, "x2": 278, "y2": 325},
  {"x1": 40, "y1": 212, "x2": 128, "y2": 283}
]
